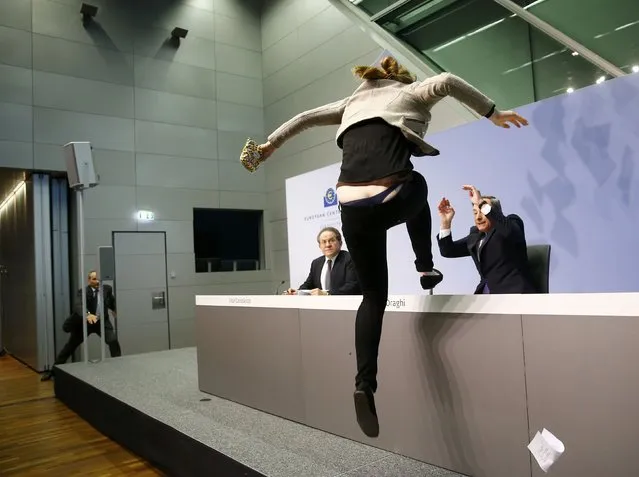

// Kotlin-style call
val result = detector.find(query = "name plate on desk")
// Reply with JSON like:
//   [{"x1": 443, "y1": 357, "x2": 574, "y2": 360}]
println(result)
[{"x1": 195, "y1": 293, "x2": 639, "y2": 317}]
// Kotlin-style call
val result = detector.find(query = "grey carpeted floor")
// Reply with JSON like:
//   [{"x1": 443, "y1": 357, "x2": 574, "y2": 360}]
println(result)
[{"x1": 59, "y1": 348, "x2": 464, "y2": 477}]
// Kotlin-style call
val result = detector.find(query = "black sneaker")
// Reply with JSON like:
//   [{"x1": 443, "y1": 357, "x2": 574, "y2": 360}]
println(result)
[
  {"x1": 354, "y1": 387, "x2": 379, "y2": 438},
  {"x1": 420, "y1": 269, "x2": 443, "y2": 290}
]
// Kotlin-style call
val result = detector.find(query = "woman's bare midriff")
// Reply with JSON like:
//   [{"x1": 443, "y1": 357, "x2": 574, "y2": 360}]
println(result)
[
  {"x1": 336, "y1": 172, "x2": 408, "y2": 204},
  {"x1": 337, "y1": 184, "x2": 403, "y2": 204}
]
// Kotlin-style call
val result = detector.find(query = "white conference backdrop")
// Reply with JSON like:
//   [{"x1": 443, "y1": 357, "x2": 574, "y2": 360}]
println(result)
[{"x1": 284, "y1": 161, "x2": 481, "y2": 295}]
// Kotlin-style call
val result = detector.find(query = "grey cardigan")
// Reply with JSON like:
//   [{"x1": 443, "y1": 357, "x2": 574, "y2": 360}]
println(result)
[{"x1": 268, "y1": 72, "x2": 495, "y2": 157}]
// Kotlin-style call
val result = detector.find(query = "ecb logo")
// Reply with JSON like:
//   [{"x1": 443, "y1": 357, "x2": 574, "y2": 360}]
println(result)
[{"x1": 323, "y1": 188, "x2": 337, "y2": 208}]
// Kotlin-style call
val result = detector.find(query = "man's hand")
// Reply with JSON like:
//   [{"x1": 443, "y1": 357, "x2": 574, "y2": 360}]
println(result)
[
  {"x1": 437, "y1": 197, "x2": 455, "y2": 228},
  {"x1": 489, "y1": 110, "x2": 528, "y2": 129},
  {"x1": 462, "y1": 185, "x2": 482, "y2": 205},
  {"x1": 87, "y1": 313, "x2": 98, "y2": 324},
  {"x1": 310, "y1": 289, "x2": 328, "y2": 296},
  {"x1": 283, "y1": 288, "x2": 297, "y2": 295},
  {"x1": 258, "y1": 141, "x2": 276, "y2": 161}
]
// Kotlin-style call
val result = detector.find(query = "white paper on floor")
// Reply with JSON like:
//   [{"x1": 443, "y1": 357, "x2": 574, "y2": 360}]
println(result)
[{"x1": 527, "y1": 428, "x2": 565, "y2": 472}]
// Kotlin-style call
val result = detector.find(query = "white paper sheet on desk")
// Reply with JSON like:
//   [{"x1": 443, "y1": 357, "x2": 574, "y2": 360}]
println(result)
[{"x1": 528, "y1": 428, "x2": 565, "y2": 472}]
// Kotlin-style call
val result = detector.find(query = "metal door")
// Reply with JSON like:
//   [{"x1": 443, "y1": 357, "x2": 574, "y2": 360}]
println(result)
[{"x1": 112, "y1": 231, "x2": 170, "y2": 355}]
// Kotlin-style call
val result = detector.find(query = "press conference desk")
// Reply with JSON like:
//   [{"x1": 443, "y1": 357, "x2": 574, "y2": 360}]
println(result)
[{"x1": 195, "y1": 293, "x2": 639, "y2": 477}]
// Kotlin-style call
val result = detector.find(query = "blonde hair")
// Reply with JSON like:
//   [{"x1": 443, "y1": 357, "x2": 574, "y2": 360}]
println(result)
[{"x1": 352, "y1": 56, "x2": 416, "y2": 85}]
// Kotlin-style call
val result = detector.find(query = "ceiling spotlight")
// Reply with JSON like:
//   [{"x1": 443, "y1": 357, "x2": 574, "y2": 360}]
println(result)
[
  {"x1": 566, "y1": 87, "x2": 574, "y2": 94},
  {"x1": 80, "y1": 3, "x2": 98, "y2": 21},
  {"x1": 596, "y1": 76, "x2": 606, "y2": 84},
  {"x1": 632, "y1": 65, "x2": 639, "y2": 73},
  {"x1": 171, "y1": 27, "x2": 188, "y2": 40}
]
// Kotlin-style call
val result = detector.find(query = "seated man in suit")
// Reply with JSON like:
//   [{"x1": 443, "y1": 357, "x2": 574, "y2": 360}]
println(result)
[
  {"x1": 437, "y1": 184, "x2": 535, "y2": 294},
  {"x1": 285, "y1": 226, "x2": 361, "y2": 296},
  {"x1": 41, "y1": 270, "x2": 122, "y2": 380}
]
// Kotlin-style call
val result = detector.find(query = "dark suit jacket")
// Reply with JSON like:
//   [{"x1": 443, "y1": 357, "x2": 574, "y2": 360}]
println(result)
[
  {"x1": 64, "y1": 285, "x2": 117, "y2": 332},
  {"x1": 299, "y1": 250, "x2": 361, "y2": 295},
  {"x1": 73, "y1": 285, "x2": 117, "y2": 317},
  {"x1": 437, "y1": 208, "x2": 535, "y2": 294}
]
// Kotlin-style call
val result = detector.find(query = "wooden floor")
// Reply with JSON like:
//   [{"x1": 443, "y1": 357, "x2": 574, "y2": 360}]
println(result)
[{"x1": 0, "y1": 354, "x2": 163, "y2": 476}]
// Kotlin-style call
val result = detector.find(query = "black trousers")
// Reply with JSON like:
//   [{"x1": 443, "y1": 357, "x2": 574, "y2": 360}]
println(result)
[
  {"x1": 340, "y1": 171, "x2": 433, "y2": 393},
  {"x1": 55, "y1": 317, "x2": 122, "y2": 365}
]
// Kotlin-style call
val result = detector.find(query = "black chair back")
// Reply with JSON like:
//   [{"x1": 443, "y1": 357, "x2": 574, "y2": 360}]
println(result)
[{"x1": 527, "y1": 244, "x2": 551, "y2": 293}]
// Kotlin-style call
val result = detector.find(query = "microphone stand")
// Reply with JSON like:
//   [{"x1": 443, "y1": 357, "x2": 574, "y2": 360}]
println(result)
[{"x1": 275, "y1": 280, "x2": 286, "y2": 295}]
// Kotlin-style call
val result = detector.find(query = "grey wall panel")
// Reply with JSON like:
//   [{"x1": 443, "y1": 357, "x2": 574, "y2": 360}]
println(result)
[
  {"x1": 299, "y1": 310, "x2": 530, "y2": 477},
  {"x1": 523, "y1": 314, "x2": 639, "y2": 477},
  {"x1": 117, "y1": 322, "x2": 170, "y2": 355},
  {"x1": 34, "y1": 108, "x2": 135, "y2": 151},
  {"x1": 137, "y1": 220, "x2": 194, "y2": 254},
  {"x1": 135, "y1": 187, "x2": 219, "y2": 221},
  {"x1": 32, "y1": 0, "x2": 134, "y2": 53},
  {"x1": 214, "y1": 14, "x2": 261, "y2": 52},
  {"x1": 216, "y1": 72, "x2": 263, "y2": 108},
  {"x1": 0, "y1": 102, "x2": 33, "y2": 143},
  {"x1": 82, "y1": 185, "x2": 136, "y2": 219},
  {"x1": 33, "y1": 35, "x2": 134, "y2": 86},
  {"x1": 34, "y1": 71, "x2": 135, "y2": 119},
  {"x1": 151, "y1": 2, "x2": 216, "y2": 43},
  {"x1": 0, "y1": 26, "x2": 32, "y2": 68},
  {"x1": 217, "y1": 159, "x2": 265, "y2": 192},
  {"x1": 196, "y1": 305, "x2": 306, "y2": 422},
  {"x1": 0, "y1": 0, "x2": 32, "y2": 31},
  {"x1": 135, "y1": 154, "x2": 219, "y2": 190},
  {"x1": 0, "y1": 140, "x2": 33, "y2": 169},
  {"x1": 135, "y1": 120, "x2": 217, "y2": 159},
  {"x1": 0, "y1": 64, "x2": 33, "y2": 106},
  {"x1": 134, "y1": 88, "x2": 217, "y2": 130},
  {"x1": 214, "y1": 43, "x2": 262, "y2": 79},
  {"x1": 135, "y1": 28, "x2": 216, "y2": 71},
  {"x1": 214, "y1": 0, "x2": 261, "y2": 21},
  {"x1": 133, "y1": 56, "x2": 216, "y2": 100},
  {"x1": 216, "y1": 101, "x2": 264, "y2": 135}
]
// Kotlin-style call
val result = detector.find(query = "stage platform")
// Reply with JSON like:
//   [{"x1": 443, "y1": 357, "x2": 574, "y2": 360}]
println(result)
[{"x1": 54, "y1": 348, "x2": 463, "y2": 477}]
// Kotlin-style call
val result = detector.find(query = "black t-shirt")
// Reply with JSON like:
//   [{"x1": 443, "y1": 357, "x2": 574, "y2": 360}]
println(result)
[{"x1": 337, "y1": 118, "x2": 413, "y2": 185}]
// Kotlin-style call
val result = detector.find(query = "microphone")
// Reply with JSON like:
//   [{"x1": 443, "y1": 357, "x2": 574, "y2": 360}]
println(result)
[{"x1": 275, "y1": 280, "x2": 286, "y2": 295}]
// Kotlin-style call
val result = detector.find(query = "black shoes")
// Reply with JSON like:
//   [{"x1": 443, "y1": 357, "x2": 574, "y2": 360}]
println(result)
[
  {"x1": 354, "y1": 387, "x2": 379, "y2": 438},
  {"x1": 420, "y1": 268, "x2": 443, "y2": 290},
  {"x1": 40, "y1": 370, "x2": 54, "y2": 381}
]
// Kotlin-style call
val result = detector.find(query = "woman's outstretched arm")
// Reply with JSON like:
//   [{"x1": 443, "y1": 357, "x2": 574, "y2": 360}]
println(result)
[
  {"x1": 258, "y1": 98, "x2": 348, "y2": 159},
  {"x1": 417, "y1": 72, "x2": 528, "y2": 129}
]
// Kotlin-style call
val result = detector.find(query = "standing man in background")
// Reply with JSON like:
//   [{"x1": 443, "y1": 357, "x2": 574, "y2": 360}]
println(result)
[{"x1": 41, "y1": 271, "x2": 121, "y2": 380}]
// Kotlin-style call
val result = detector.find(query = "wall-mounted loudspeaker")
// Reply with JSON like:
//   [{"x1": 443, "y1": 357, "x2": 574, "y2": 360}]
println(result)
[{"x1": 63, "y1": 142, "x2": 99, "y2": 190}]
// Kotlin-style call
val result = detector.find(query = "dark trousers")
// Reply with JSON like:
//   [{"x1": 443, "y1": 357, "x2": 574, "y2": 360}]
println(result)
[
  {"x1": 340, "y1": 171, "x2": 433, "y2": 392},
  {"x1": 55, "y1": 317, "x2": 122, "y2": 365}
]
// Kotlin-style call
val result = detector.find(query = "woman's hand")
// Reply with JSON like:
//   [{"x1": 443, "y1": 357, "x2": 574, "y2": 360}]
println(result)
[
  {"x1": 258, "y1": 141, "x2": 276, "y2": 160},
  {"x1": 489, "y1": 110, "x2": 528, "y2": 129}
]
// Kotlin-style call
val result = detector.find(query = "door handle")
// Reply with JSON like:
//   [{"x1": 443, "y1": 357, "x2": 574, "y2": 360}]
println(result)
[{"x1": 151, "y1": 291, "x2": 166, "y2": 309}]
